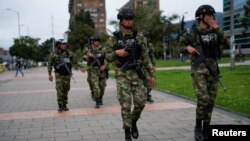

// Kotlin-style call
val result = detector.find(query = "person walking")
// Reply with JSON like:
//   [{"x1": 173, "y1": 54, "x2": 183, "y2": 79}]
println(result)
[
  {"x1": 104, "y1": 8, "x2": 156, "y2": 141},
  {"x1": 47, "y1": 39, "x2": 82, "y2": 112},
  {"x1": 179, "y1": 5, "x2": 228, "y2": 141},
  {"x1": 15, "y1": 57, "x2": 24, "y2": 77},
  {"x1": 83, "y1": 35, "x2": 108, "y2": 108},
  {"x1": 141, "y1": 30, "x2": 156, "y2": 103}
]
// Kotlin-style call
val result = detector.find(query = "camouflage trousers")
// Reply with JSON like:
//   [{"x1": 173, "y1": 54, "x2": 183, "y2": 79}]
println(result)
[
  {"x1": 87, "y1": 69, "x2": 94, "y2": 96},
  {"x1": 55, "y1": 73, "x2": 71, "y2": 104},
  {"x1": 89, "y1": 67, "x2": 107, "y2": 99},
  {"x1": 116, "y1": 70, "x2": 147, "y2": 129},
  {"x1": 192, "y1": 72, "x2": 218, "y2": 122}
]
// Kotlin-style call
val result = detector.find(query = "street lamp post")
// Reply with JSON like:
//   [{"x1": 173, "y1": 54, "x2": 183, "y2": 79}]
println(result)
[{"x1": 6, "y1": 8, "x2": 20, "y2": 39}]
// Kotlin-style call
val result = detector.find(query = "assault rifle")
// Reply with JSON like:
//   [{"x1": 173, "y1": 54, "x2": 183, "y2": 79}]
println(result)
[
  {"x1": 182, "y1": 29, "x2": 226, "y2": 92},
  {"x1": 56, "y1": 55, "x2": 76, "y2": 83},
  {"x1": 88, "y1": 50, "x2": 109, "y2": 79},
  {"x1": 120, "y1": 43, "x2": 147, "y2": 86}
]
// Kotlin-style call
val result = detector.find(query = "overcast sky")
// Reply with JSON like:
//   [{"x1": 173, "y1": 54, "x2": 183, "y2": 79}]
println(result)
[{"x1": 0, "y1": 0, "x2": 222, "y2": 50}]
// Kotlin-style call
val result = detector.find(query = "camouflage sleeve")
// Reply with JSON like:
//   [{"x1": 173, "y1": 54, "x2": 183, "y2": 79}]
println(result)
[
  {"x1": 104, "y1": 36, "x2": 117, "y2": 63},
  {"x1": 148, "y1": 43, "x2": 156, "y2": 67},
  {"x1": 69, "y1": 51, "x2": 83, "y2": 70},
  {"x1": 179, "y1": 30, "x2": 191, "y2": 54},
  {"x1": 47, "y1": 52, "x2": 55, "y2": 75},
  {"x1": 137, "y1": 33, "x2": 155, "y2": 77}
]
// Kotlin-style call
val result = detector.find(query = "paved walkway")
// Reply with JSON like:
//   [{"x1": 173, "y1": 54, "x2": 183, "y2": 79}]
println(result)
[{"x1": 0, "y1": 66, "x2": 249, "y2": 141}]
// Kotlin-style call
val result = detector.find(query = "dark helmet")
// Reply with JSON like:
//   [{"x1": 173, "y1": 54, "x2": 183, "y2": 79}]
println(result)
[
  {"x1": 56, "y1": 39, "x2": 67, "y2": 47},
  {"x1": 195, "y1": 5, "x2": 215, "y2": 19},
  {"x1": 140, "y1": 30, "x2": 150, "y2": 38},
  {"x1": 117, "y1": 8, "x2": 135, "y2": 20},
  {"x1": 89, "y1": 35, "x2": 101, "y2": 42}
]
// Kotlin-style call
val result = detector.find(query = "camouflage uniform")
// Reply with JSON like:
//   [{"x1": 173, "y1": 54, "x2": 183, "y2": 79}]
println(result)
[
  {"x1": 145, "y1": 42, "x2": 156, "y2": 102},
  {"x1": 83, "y1": 45, "x2": 94, "y2": 100},
  {"x1": 105, "y1": 30, "x2": 155, "y2": 130},
  {"x1": 180, "y1": 26, "x2": 227, "y2": 122},
  {"x1": 47, "y1": 49, "x2": 78, "y2": 109},
  {"x1": 83, "y1": 44, "x2": 108, "y2": 107}
]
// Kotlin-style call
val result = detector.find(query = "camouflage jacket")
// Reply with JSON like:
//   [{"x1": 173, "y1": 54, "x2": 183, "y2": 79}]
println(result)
[
  {"x1": 180, "y1": 26, "x2": 228, "y2": 72},
  {"x1": 104, "y1": 30, "x2": 155, "y2": 77},
  {"x1": 147, "y1": 42, "x2": 156, "y2": 67},
  {"x1": 83, "y1": 44, "x2": 108, "y2": 69},
  {"x1": 47, "y1": 49, "x2": 79, "y2": 75}
]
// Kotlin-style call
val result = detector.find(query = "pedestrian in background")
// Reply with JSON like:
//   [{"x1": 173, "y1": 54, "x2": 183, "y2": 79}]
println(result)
[
  {"x1": 15, "y1": 57, "x2": 24, "y2": 77},
  {"x1": 105, "y1": 8, "x2": 156, "y2": 141},
  {"x1": 180, "y1": 5, "x2": 228, "y2": 141}
]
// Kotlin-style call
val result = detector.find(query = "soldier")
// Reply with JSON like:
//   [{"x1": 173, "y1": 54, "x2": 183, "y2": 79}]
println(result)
[
  {"x1": 47, "y1": 39, "x2": 81, "y2": 112},
  {"x1": 104, "y1": 9, "x2": 156, "y2": 141},
  {"x1": 141, "y1": 30, "x2": 156, "y2": 103},
  {"x1": 179, "y1": 5, "x2": 228, "y2": 141},
  {"x1": 83, "y1": 42, "x2": 95, "y2": 101},
  {"x1": 83, "y1": 35, "x2": 108, "y2": 108}
]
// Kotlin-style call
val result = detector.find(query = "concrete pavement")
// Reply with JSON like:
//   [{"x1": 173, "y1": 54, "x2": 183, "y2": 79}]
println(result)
[{"x1": 0, "y1": 67, "x2": 249, "y2": 141}]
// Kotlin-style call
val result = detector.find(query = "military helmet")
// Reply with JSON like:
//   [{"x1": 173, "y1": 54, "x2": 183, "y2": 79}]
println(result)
[
  {"x1": 56, "y1": 39, "x2": 67, "y2": 47},
  {"x1": 195, "y1": 5, "x2": 215, "y2": 19},
  {"x1": 89, "y1": 35, "x2": 101, "y2": 42},
  {"x1": 117, "y1": 8, "x2": 135, "y2": 20}
]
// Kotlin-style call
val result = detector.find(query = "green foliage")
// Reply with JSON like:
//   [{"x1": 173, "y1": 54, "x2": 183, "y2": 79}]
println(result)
[
  {"x1": 68, "y1": 11, "x2": 95, "y2": 55},
  {"x1": 38, "y1": 38, "x2": 54, "y2": 61},
  {"x1": 240, "y1": 0, "x2": 250, "y2": 32},
  {"x1": 156, "y1": 65, "x2": 250, "y2": 116},
  {"x1": 9, "y1": 36, "x2": 40, "y2": 61}
]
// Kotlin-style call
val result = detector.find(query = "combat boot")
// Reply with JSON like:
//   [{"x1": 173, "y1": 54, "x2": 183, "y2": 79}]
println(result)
[
  {"x1": 125, "y1": 128, "x2": 132, "y2": 141},
  {"x1": 147, "y1": 94, "x2": 154, "y2": 103},
  {"x1": 99, "y1": 99, "x2": 103, "y2": 105},
  {"x1": 203, "y1": 121, "x2": 209, "y2": 141},
  {"x1": 58, "y1": 103, "x2": 63, "y2": 112},
  {"x1": 95, "y1": 99, "x2": 100, "y2": 108},
  {"x1": 131, "y1": 120, "x2": 138, "y2": 139},
  {"x1": 194, "y1": 119, "x2": 204, "y2": 141},
  {"x1": 62, "y1": 104, "x2": 69, "y2": 111}
]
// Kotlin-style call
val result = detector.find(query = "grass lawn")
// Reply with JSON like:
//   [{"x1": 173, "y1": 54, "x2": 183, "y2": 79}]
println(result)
[{"x1": 156, "y1": 65, "x2": 250, "y2": 116}]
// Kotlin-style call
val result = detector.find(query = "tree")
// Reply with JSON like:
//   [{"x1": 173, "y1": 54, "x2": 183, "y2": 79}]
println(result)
[
  {"x1": 240, "y1": 0, "x2": 250, "y2": 32},
  {"x1": 68, "y1": 11, "x2": 95, "y2": 57},
  {"x1": 9, "y1": 36, "x2": 40, "y2": 60},
  {"x1": 38, "y1": 38, "x2": 54, "y2": 61}
]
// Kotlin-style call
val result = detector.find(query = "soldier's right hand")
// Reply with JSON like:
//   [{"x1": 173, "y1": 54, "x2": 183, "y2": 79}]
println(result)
[
  {"x1": 115, "y1": 49, "x2": 128, "y2": 57},
  {"x1": 186, "y1": 46, "x2": 200, "y2": 55},
  {"x1": 49, "y1": 75, "x2": 53, "y2": 82},
  {"x1": 87, "y1": 52, "x2": 94, "y2": 58}
]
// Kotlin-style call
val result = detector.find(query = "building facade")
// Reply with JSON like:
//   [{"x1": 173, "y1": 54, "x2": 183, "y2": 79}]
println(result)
[
  {"x1": 122, "y1": 0, "x2": 159, "y2": 13},
  {"x1": 223, "y1": 0, "x2": 250, "y2": 53},
  {"x1": 68, "y1": 0, "x2": 106, "y2": 34}
]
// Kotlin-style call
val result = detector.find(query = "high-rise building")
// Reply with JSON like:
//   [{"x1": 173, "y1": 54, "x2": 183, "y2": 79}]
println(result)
[
  {"x1": 122, "y1": 0, "x2": 159, "y2": 13},
  {"x1": 68, "y1": 0, "x2": 106, "y2": 34},
  {"x1": 223, "y1": 0, "x2": 250, "y2": 53}
]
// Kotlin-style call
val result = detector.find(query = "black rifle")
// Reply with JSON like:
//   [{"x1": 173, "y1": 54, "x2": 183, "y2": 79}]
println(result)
[
  {"x1": 182, "y1": 29, "x2": 226, "y2": 92},
  {"x1": 120, "y1": 44, "x2": 147, "y2": 86},
  {"x1": 88, "y1": 49, "x2": 109, "y2": 79},
  {"x1": 56, "y1": 55, "x2": 76, "y2": 83}
]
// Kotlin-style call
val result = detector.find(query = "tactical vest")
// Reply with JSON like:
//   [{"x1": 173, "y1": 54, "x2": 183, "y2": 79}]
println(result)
[
  {"x1": 113, "y1": 31, "x2": 141, "y2": 68},
  {"x1": 193, "y1": 27, "x2": 221, "y2": 60},
  {"x1": 53, "y1": 51, "x2": 72, "y2": 76},
  {"x1": 87, "y1": 46, "x2": 105, "y2": 67}
]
